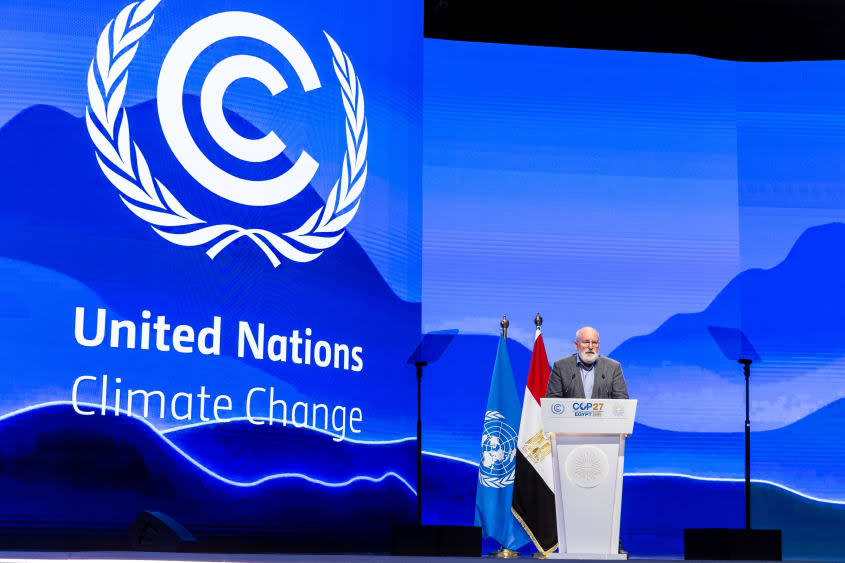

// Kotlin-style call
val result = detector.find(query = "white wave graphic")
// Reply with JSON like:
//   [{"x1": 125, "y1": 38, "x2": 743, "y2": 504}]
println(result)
[
  {"x1": 4, "y1": 401, "x2": 843, "y2": 506},
  {"x1": 0, "y1": 401, "x2": 416, "y2": 494}
]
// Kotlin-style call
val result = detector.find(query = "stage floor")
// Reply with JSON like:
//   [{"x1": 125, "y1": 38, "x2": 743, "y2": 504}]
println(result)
[{"x1": 0, "y1": 553, "x2": 792, "y2": 563}]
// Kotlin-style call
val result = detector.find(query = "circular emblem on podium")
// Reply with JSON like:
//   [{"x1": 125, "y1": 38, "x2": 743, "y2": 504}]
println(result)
[{"x1": 565, "y1": 445, "x2": 609, "y2": 488}]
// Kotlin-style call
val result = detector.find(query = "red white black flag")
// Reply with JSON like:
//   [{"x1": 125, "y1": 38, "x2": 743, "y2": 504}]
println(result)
[{"x1": 511, "y1": 328, "x2": 558, "y2": 554}]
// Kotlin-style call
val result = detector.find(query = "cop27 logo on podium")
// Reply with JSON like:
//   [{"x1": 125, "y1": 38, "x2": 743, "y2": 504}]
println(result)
[{"x1": 86, "y1": 1, "x2": 368, "y2": 266}]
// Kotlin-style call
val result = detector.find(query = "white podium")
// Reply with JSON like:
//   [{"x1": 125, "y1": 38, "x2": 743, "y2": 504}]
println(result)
[{"x1": 541, "y1": 398, "x2": 637, "y2": 560}]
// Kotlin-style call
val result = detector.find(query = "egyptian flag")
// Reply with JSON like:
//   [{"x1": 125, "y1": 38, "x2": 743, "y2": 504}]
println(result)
[{"x1": 511, "y1": 328, "x2": 558, "y2": 554}]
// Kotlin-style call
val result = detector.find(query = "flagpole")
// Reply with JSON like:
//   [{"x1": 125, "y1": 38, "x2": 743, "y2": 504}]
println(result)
[
  {"x1": 531, "y1": 312, "x2": 548, "y2": 559},
  {"x1": 489, "y1": 315, "x2": 520, "y2": 559},
  {"x1": 510, "y1": 311, "x2": 559, "y2": 558}
]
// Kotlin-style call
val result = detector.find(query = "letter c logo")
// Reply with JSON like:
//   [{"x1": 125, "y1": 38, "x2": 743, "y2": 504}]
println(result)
[{"x1": 157, "y1": 12, "x2": 321, "y2": 206}]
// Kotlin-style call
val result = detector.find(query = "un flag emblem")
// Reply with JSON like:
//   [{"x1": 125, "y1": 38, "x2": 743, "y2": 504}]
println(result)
[{"x1": 478, "y1": 410, "x2": 518, "y2": 488}]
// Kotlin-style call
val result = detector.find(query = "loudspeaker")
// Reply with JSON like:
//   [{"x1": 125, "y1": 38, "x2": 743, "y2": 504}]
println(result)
[
  {"x1": 684, "y1": 528, "x2": 782, "y2": 560},
  {"x1": 391, "y1": 525, "x2": 481, "y2": 556},
  {"x1": 128, "y1": 510, "x2": 197, "y2": 551}
]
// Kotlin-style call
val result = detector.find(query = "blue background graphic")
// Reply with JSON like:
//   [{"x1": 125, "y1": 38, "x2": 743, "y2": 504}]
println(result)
[{"x1": 422, "y1": 39, "x2": 845, "y2": 559}]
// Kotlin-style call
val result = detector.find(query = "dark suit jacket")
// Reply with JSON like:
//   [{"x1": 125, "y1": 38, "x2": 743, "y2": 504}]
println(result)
[{"x1": 545, "y1": 354, "x2": 629, "y2": 399}]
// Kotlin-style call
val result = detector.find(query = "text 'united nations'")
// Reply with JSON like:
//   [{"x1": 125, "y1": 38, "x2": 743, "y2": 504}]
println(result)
[{"x1": 73, "y1": 306, "x2": 364, "y2": 372}]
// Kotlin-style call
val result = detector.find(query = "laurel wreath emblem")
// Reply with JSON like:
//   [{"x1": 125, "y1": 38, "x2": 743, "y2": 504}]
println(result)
[{"x1": 85, "y1": 0, "x2": 368, "y2": 266}]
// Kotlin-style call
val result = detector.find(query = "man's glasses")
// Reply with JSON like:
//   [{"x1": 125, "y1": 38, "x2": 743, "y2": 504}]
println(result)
[{"x1": 579, "y1": 340, "x2": 599, "y2": 347}]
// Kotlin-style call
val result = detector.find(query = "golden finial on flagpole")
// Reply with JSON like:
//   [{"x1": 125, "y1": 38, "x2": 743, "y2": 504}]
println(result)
[
  {"x1": 535, "y1": 312, "x2": 543, "y2": 330},
  {"x1": 501, "y1": 315, "x2": 509, "y2": 340}
]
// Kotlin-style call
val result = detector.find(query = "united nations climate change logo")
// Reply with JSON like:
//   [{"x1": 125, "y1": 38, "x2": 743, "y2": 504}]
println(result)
[
  {"x1": 478, "y1": 410, "x2": 518, "y2": 488},
  {"x1": 85, "y1": 1, "x2": 368, "y2": 266}
]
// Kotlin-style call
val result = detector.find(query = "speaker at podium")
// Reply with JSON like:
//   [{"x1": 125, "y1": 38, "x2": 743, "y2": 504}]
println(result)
[{"x1": 541, "y1": 398, "x2": 637, "y2": 560}]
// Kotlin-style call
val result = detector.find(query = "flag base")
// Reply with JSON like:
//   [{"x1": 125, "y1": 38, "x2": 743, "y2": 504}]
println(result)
[{"x1": 489, "y1": 547, "x2": 521, "y2": 558}]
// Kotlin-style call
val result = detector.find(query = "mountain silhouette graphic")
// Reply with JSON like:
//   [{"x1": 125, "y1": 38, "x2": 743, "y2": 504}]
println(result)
[
  {"x1": 0, "y1": 101, "x2": 421, "y2": 433},
  {"x1": 609, "y1": 222, "x2": 845, "y2": 431},
  {"x1": 625, "y1": 397, "x2": 845, "y2": 499},
  {"x1": 2, "y1": 97, "x2": 345, "y2": 244}
]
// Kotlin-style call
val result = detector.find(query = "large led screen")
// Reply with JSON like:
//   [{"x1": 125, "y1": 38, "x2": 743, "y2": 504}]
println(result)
[
  {"x1": 422, "y1": 39, "x2": 845, "y2": 560},
  {"x1": 0, "y1": 0, "x2": 421, "y2": 549}
]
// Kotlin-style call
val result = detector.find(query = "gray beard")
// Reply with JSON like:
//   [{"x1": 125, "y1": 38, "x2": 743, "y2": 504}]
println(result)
[{"x1": 579, "y1": 350, "x2": 599, "y2": 365}]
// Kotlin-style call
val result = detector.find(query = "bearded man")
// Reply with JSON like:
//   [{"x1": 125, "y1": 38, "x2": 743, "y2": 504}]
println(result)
[{"x1": 545, "y1": 326, "x2": 629, "y2": 399}]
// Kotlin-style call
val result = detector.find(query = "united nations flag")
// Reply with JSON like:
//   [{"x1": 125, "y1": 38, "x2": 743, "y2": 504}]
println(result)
[{"x1": 475, "y1": 334, "x2": 530, "y2": 551}]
